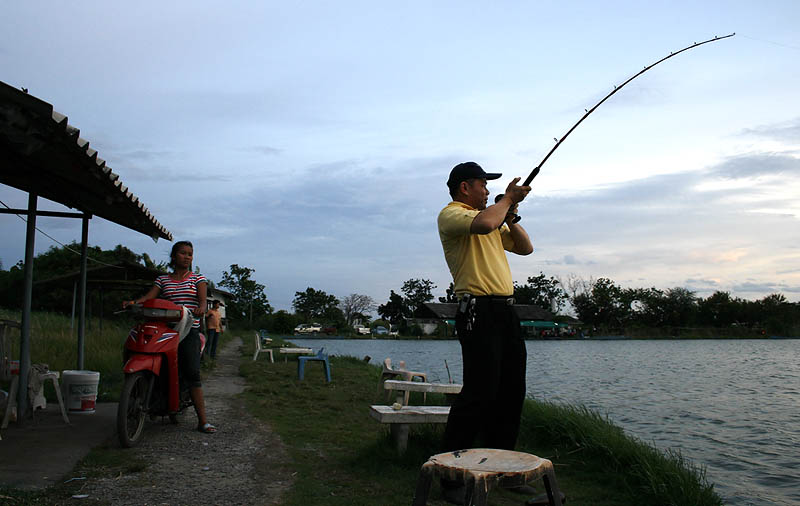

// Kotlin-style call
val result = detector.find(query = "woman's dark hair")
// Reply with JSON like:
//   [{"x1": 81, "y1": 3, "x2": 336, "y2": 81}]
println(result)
[{"x1": 169, "y1": 240, "x2": 193, "y2": 269}]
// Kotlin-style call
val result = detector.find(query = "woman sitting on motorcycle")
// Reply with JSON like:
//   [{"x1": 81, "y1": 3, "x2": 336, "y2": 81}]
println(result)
[{"x1": 123, "y1": 240, "x2": 216, "y2": 434}]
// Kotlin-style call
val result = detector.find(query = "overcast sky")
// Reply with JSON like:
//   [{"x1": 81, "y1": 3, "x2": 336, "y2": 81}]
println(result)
[{"x1": 1, "y1": 1, "x2": 798, "y2": 312}]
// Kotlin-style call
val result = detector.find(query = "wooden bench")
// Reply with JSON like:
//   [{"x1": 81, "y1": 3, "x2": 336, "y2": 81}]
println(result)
[
  {"x1": 370, "y1": 380, "x2": 463, "y2": 453},
  {"x1": 369, "y1": 405, "x2": 451, "y2": 453},
  {"x1": 383, "y1": 379, "x2": 462, "y2": 405}
]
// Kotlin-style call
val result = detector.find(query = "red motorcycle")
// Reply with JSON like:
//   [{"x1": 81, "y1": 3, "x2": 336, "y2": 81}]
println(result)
[{"x1": 116, "y1": 299, "x2": 204, "y2": 447}]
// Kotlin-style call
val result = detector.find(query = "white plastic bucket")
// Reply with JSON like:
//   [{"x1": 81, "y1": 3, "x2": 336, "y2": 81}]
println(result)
[{"x1": 61, "y1": 370, "x2": 100, "y2": 414}]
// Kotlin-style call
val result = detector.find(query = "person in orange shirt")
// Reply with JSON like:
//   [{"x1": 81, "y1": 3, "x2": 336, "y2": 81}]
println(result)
[{"x1": 205, "y1": 300, "x2": 223, "y2": 359}]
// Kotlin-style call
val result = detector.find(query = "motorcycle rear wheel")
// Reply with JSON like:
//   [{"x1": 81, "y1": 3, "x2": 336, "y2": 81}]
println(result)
[{"x1": 117, "y1": 371, "x2": 150, "y2": 448}]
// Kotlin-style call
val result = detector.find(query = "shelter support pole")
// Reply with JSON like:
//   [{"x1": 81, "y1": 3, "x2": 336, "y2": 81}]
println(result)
[
  {"x1": 18, "y1": 192, "x2": 38, "y2": 424},
  {"x1": 99, "y1": 286, "x2": 104, "y2": 332},
  {"x1": 71, "y1": 280, "x2": 76, "y2": 332},
  {"x1": 77, "y1": 215, "x2": 89, "y2": 370}
]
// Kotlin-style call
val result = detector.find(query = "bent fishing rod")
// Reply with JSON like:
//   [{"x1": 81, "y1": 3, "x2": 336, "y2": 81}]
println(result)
[{"x1": 500, "y1": 33, "x2": 735, "y2": 224}]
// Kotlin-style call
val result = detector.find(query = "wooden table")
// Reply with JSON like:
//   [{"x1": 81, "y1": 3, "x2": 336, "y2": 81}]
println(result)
[{"x1": 278, "y1": 347, "x2": 313, "y2": 362}]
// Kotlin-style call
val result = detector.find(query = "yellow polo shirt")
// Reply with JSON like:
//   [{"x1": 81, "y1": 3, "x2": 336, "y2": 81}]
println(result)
[{"x1": 438, "y1": 201, "x2": 515, "y2": 296}]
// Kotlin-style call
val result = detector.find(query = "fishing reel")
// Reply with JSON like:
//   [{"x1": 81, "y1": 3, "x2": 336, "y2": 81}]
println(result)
[{"x1": 494, "y1": 194, "x2": 521, "y2": 224}]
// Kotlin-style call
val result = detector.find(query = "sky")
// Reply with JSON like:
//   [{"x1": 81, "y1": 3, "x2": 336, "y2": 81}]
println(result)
[{"x1": 1, "y1": 1, "x2": 798, "y2": 312}]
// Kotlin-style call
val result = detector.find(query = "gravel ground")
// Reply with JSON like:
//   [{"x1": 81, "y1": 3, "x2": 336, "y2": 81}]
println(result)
[{"x1": 81, "y1": 336, "x2": 294, "y2": 505}]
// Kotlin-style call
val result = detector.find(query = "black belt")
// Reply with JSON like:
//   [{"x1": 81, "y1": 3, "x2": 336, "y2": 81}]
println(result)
[{"x1": 463, "y1": 294, "x2": 515, "y2": 305}]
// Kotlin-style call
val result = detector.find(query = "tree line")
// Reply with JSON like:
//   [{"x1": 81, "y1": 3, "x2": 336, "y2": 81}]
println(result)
[{"x1": 2, "y1": 244, "x2": 798, "y2": 336}]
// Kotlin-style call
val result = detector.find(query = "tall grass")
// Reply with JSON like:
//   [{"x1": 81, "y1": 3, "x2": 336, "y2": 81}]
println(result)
[
  {"x1": 518, "y1": 400, "x2": 722, "y2": 506},
  {"x1": 0, "y1": 307, "x2": 126, "y2": 401}
]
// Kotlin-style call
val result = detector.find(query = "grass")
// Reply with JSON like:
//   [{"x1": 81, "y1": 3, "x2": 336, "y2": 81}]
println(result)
[
  {"x1": 0, "y1": 308, "x2": 127, "y2": 401},
  {"x1": 239, "y1": 337, "x2": 723, "y2": 506},
  {"x1": 0, "y1": 308, "x2": 229, "y2": 402},
  {"x1": 0, "y1": 312, "x2": 722, "y2": 505}
]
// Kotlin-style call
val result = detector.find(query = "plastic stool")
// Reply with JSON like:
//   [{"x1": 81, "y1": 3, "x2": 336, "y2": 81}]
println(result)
[
  {"x1": 2, "y1": 370, "x2": 70, "y2": 429},
  {"x1": 297, "y1": 348, "x2": 331, "y2": 382},
  {"x1": 412, "y1": 448, "x2": 563, "y2": 506}
]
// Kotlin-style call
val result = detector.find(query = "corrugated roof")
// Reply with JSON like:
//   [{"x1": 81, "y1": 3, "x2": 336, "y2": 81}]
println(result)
[{"x1": 0, "y1": 81, "x2": 172, "y2": 241}]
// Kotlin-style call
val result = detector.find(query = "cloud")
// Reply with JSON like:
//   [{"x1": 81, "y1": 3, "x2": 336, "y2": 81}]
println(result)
[
  {"x1": 741, "y1": 117, "x2": 800, "y2": 143},
  {"x1": 685, "y1": 278, "x2": 719, "y2": 287},
  {"x1": 732, "y1": 281, "x2": 800, "y2": 294},
  {"x1": 244, "y1": 145, "x2": 282, "y2": 156},
  {"x1": 122, "y1": 149, "x2": 176, "y2": 161},
  {"x1": 543, "y1": 254, "x2": 583, "y2": 266},
  {"x1": 709, "y1": 152, "x2": 800, "y2": 179}
]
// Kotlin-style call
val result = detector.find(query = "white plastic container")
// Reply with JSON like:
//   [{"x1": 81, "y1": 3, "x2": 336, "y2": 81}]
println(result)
[{"x1": 61, "y1": 370, "x2": 100, "y2": 414}]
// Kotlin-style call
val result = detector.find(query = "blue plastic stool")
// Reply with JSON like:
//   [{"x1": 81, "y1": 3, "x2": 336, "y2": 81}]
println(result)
[{"x1": 297, "y1": 348, "x2": 332, "y2": 382}]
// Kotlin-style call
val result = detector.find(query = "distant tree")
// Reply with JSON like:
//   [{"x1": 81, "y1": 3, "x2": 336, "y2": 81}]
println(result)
[
  {"x1": 377, "y1": 290, "x2": 410, "y2": 324},
  {"x1": 292, "y1": 287, "x2": 339, "y2": 320},
  {"x1": 0, "y1": 242, "x2": 167, "y2": 313},
  {"x1": 322, "y1": 305, "x2": 347, "y2": 329},
  {"x1": 513, "y1": 273, "x2": 567, "y2": 313},
  {"x1": 628, "y1": 287, "x2": 666, "y2": 326},
  {"x1": 759, "y1": 294, "x2": 800, "y2": 335},
  {"x1": 219, "y1": 264, "x2": 273, "y2": 326},
  {"x1": 351, "y1": 311, "x2": 370, "y2": 326},
  {"x1": 697, "y1": 291, "x2": 739, "y2": 327},
  {"x1": 661, "y1": 287, "x2": 698, "y2": 327},
  {"x1": 339, "y1": 293, "x2": 376, "y2": 325},
  {"x1": 401, "y1": 278, "x2": 436, "y2": 316},
  {"x1": 264, "y1": 310, "x2": 300, "y2": 335},
  {"x1": 438, "y1": 282, "x2": 458, "y2": 303},
  {"x1": 570, "y1": 277, "x2": 627, "y2": 328}
]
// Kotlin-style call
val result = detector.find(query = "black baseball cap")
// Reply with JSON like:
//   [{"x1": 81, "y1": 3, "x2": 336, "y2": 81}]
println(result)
[{"x1": 447, "y1": 161, "x2": 502, "y2": 190}]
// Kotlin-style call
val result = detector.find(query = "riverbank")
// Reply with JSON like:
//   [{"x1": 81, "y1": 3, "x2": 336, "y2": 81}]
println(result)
[
  {"x1": 283, "y1": 328, "x2": 795, "y2": 340},
  {"x1": 0, "y1": 323, "x2": 723, "y2": 505},
  {"x1": 239, "y1": 337, "x2": 722, "y2": 505}
]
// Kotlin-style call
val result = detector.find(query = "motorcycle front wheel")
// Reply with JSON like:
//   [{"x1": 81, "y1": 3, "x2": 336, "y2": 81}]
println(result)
[{"x1": 117, "y1": 371, "x2": 150, "y2": 448}]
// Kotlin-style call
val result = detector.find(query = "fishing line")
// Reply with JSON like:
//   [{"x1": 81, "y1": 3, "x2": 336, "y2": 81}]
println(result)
[
  {"x1": 523, "y1": 33, "x2": 736, "y2": 186},
  {"x1": 738, "y1": 33, "x2": 800, "y2": 51},
  {"x1": 501, "y1": 34, "x2": 736, "y2": 225}
]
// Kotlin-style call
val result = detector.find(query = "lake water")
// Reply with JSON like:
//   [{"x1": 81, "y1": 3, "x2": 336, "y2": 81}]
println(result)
[{"x1": 292, "y1": 338, "x2": 800, "y2": 506}]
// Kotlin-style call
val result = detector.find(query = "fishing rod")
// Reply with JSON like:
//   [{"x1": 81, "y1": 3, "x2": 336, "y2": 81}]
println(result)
[{"x1": 499, "y1": 33, "x2": 735, "y2": 225}]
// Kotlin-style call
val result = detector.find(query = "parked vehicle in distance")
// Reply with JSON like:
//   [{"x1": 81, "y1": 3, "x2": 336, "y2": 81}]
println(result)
[
  {"x1": 322, "y1": 326, "x2": 337, "y2": 335},
  {"x1": 355, "y1": 326, "x2": 370, "y2": 335},
  {"x1": 294, "y1": 323, "x2": 322, "y2": 335},
  {"x1": 373, "y1": 325, "x2": 388, "y2": 336}
]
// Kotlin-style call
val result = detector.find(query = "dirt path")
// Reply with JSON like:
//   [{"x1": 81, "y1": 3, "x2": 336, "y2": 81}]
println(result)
[{"x1": 82, "y1": 336, "x2": 294, "y2": 505}]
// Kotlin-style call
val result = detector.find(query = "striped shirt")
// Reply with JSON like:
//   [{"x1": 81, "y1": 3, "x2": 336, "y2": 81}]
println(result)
[{"x1": 155, "y1": 272, "x2": 208, "y2": 328}]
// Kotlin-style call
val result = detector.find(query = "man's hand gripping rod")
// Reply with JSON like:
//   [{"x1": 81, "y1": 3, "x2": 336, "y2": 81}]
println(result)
[{"x1": 496, "y1": 33, "x2": 735, "y2": 225}]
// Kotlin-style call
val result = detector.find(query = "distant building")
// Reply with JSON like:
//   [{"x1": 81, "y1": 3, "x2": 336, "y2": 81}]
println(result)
[
  {"x1": 206, "y1": 286, "x2": 234, "y2": 331},
  {"x1": 416, "y1": 302, "x2": 555, "y2": 337}
]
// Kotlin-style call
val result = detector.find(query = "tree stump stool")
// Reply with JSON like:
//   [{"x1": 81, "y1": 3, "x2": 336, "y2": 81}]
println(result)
[{"x1": 411, "y1": 448, "x2": 563, "y2": 506}]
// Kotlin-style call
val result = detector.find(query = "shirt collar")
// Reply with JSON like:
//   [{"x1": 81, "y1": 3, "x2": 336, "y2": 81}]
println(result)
[{"x1": 449, "y1": 200, "x2": 477, "y2": 211}]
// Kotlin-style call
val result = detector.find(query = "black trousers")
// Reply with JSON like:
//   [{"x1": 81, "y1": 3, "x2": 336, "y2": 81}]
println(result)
[
  {"x1": 443, "y1": 297, "x2": 527, "y2": 451},
  {"x1": 205, "y1": 329, "x2": 220, "y2": 358},
  {"x1": 178, "y1": 327, "x2": 203, "y2": 388}
]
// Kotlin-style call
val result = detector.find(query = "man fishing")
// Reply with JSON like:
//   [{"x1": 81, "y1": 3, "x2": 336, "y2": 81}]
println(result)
[{"x1": 437, "y1": 161, "x2": 533, "y2": 503}]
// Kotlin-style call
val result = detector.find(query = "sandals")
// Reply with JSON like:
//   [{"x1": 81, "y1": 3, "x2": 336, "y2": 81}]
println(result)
[{"x1": 197, "y1": 422, "x2": 217, "y2": 434}]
